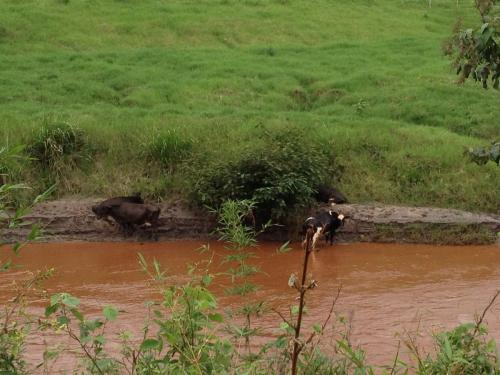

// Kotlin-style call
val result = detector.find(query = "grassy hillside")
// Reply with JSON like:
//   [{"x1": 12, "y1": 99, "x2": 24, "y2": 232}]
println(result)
[{"x1": 0, "y1": 0, "x2": 498, "y2": 213}]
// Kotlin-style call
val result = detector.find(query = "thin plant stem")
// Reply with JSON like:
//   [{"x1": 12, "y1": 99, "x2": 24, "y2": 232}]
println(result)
[{"x1": 291, "y1": 227, "x2": 314, "y2": 375}]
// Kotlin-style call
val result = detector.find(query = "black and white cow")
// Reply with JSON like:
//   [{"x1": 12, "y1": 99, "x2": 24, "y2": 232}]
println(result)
[{"x1": 302, "y1": 210, "x2": 345, "y2": 250}]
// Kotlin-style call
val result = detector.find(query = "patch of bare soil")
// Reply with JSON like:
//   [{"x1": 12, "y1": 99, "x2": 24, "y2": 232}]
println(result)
[{"x1": 2, "y1": 199, "x2": 500, "y2": 245}]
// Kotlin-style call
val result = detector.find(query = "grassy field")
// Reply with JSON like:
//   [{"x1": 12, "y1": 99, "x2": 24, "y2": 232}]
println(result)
[{"x1": 0, "y1": 0, "x2": 498, "y2": 214}]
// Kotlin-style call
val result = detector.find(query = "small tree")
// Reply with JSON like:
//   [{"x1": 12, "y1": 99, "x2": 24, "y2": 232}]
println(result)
[{"x1": 445, "y1": 0, "x2": 499, "y2": 88}]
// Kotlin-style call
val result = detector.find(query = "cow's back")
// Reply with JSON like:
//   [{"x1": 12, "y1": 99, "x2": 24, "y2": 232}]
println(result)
[
  {"x1": 110, "y1": 202, "x2": 148, "y2": 224},
  {"x1": 100, "y1": 195, "x2": 144, "y2": 207}
]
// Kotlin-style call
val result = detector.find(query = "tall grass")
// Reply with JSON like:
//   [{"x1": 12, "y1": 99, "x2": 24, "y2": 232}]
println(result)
[{"x1": 0, "y1": 0, "x2": 498, "y2": 213}]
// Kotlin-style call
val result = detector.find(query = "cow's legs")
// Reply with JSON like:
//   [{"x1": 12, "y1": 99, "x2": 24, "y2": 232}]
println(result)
[
  {"x1": 328, "y1": 230, "x2": 334, "y2": 245},
  {"x1": 312, "y1": 227, "x2": 322, "y2": 251}
]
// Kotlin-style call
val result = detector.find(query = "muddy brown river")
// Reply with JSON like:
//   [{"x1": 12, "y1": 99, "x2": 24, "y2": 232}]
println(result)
[{"x1": 1, "y1": 241, "x2": 500, "y2": 370}]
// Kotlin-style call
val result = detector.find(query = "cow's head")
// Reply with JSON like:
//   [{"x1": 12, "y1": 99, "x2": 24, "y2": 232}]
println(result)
[{"x1": 92, "y1": 204, "x2": 111, "y2": 219}]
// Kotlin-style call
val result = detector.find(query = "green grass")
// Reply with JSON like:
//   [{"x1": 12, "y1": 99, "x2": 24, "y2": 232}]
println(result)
[{"x1": 0, "y1": 0, "x2": 498, "y2": 213}]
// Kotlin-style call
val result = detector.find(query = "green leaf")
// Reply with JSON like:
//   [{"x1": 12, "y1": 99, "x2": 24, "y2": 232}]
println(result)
[
  {"x1": 1, "y1": 259, "x2": 12, "y2": 271},
  {"x1": 313, "y1": 323, "x2": 322, "y2": 334},
  {"x1": 84, "y1": 319, "x2": 103, "y2": 332},
  {"x1": 45, "y1": 303, "x2": 58, "y2": 317},
  {"x1": 33, "y1": 184, "x2": 56, "y2": 204},
  {"x1": 61, "y1": 294, "x2": 80, "y2": 308},
  {"x1": 12, "y1": 242, "x2": 21, "y2": 254},
  {"x1": 50, "y1": 294, "x2": 61, "y2": 306},
  {"x1": 277, "y1": 240, "x2": 292, "y2": 253},
  {"x1": 443, "y1": 336, "x2": 452, "y2": 359},
  {"x1": 164, "y1": 331, "x2": 180, "y2": 345},
  {"x1": 103, "y1": 305, "x2": 118, "y2": 321},
  {"x1": 94, "y1": 335, "x2": 106, "y2": 345},
  {"x1": 163, "y1": 289, "x2": 174, "y2": 307},
  {"x1": 71, "y1": 308, "x2": 84, "y2": 322},
  {"x1": 202, "y1": 274, "x2": 213, "y2": 286},
  {"x1": 140, "y1": 338, "x2": 161, "y2": 351},
  {"x1": 194, "y1": 289, "x2": 217, "y2": 309},
  {"x1": 208, "y1": 313, "x2": 224, "y2": 323},
  {"x1": 57, "y1": 316, "x2": 70, "y2": 326}
]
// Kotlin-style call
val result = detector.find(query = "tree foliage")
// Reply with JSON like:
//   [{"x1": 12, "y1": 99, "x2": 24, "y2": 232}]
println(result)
[{"x1": 445, "y1": 0, "x2": 499, "y2": 88}]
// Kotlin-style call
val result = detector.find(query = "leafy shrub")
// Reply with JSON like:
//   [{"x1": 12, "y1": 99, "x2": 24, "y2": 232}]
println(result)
[
  {"x1": 417, "y1": 323, "x2": 499, "y2": 374},
  {"x1": 444, "y1": 1, "x2": 499, "y2": 89},
  {"x1": 27, "y1": 122, "x2": 91, "y2": 178},
  {"x1": 467, "y1": 142, "x2": 500, "y2": 166},
  {"x1": 191, "y1": 126, "x2": 336, "y2": 221},
  {"x1": 44, "y1": 258, "x2": 234, "y2": 374},
  {"x1": 143, "y1": 130, "x2": 193, "y2": 172}
]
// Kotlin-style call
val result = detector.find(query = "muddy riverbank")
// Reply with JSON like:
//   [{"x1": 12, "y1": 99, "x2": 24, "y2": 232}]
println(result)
[{"x1": 3, "y1": 199, "x2": 500, "y2": 245}]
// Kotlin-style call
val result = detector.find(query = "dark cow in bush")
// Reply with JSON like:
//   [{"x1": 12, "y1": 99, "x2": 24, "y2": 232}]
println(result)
[
  {"x1": 92, "y1": 194, "x2": 144, "y2": 225},
  {"x1": 314, "y1": 185, "x2": 348, "y2": 205},
  {"x1": 302, "y1": 210, "x2": 345, "y2": 251}
]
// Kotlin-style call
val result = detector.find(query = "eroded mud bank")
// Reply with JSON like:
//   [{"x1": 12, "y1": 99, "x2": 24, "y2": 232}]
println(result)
[{"x1": 3, "y1": 199, "x2": 499, "y2": 245}]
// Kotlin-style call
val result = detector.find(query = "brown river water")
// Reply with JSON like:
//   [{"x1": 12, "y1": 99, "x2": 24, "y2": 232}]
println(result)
[{"x1": 1, "y1": 241, "x2": 500, "y2": 371}]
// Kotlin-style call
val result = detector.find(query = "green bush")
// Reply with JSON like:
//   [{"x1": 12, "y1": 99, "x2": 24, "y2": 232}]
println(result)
[
  {"x1": 143, "y1": 130, "x2": 193, "y2": 172},
  {"x1": 191, "y1": 126, "x2": 337, "y2": 221},
  {"x1": 418, "y1": 323, "x2": 499, "y2": 374},
  {"x1": 467, "y1": 142, "x2": 500, "y2": 166},
  {"x1": 27, "y1": 122, "x2": 90, "y2": 176}
]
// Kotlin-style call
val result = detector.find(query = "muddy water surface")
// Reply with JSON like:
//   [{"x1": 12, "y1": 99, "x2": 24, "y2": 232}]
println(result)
[{"x1": 2, "y1": 241, "x2": 500, "y2": 369}]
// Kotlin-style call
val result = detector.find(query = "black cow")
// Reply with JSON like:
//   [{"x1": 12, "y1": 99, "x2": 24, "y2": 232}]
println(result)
[
  {"x1": 314, "y1": 185, "x2": 348, "y2": 204},
  {"x1": 103, "y1": 202, "x2": 161, "y2": 237},
  {"x1": 92, "y1": 194, "x2": 144, "y2": 225},
  {"x1": 242, "y1": 209, "x2": 256, "y2": 229},
  {"x1": 302, "y1": 210, "x2": 345, "y2": 250}
]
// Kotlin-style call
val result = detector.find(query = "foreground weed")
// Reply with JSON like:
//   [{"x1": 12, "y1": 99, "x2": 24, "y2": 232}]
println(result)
[
  {"x1": 0, "y1": 179, "x2": 53, "y2": 374},
  {"x1": 213, "y1": 199, "x2": 270, "y2": 360}
]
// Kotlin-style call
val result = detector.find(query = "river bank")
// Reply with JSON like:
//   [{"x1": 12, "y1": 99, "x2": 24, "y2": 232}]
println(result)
[{"x1": 3, "y1": 199, "x2": 499, "y2": 245}]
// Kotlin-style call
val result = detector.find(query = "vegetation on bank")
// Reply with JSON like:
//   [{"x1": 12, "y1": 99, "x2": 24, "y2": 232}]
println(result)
[{"x1": 0, "y1": 0, "x2": 499, "y2": 215}]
